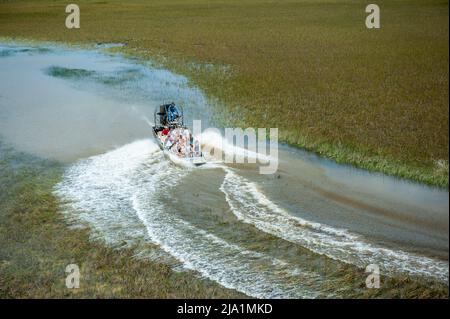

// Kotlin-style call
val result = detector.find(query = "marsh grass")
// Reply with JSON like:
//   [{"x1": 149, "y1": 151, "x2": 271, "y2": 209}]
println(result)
[
  {"x1": 0, "y1": 0, "x2": 448, "y2": 187},
  {"x1": 45, "y1": 66, "x2": 96, "y2": 78},
  {"x1": 44, "y1": 65, "x2": 144, "y2": 87}
]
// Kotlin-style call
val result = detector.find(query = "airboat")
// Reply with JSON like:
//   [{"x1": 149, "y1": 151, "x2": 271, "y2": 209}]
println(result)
[{"x1": 152, "y1": 102, "x2": 206, "y2": 166}]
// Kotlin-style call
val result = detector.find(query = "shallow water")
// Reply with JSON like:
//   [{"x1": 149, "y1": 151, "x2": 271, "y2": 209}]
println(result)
[{"x1": 1, "y1": 43, "x2": 448, "y2": 298}]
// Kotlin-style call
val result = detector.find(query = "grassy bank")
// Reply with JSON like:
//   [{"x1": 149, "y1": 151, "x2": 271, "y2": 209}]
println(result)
[
  {"x1": 0, "y1": 144, "x2": 245, "y2": 298},
  {"x1": 0, "y1": 0, "x2": 448, "y2": 188}
]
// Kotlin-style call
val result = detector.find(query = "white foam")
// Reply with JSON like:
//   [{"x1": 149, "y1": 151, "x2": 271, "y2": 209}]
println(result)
[
  {"x1": 220, "y1": 168, "x2": 449, "y2": 282},
  {"x1": 54, "y1": 139, "x2": 164, "y2": 251},
  {"x1": 197, "y1": 130, "x2": 273, "y2": 164},
  {"x1": 163, "y1": 150, "x2": 197, "y2": 169},
  {"x1": 132, "y1": 165, "x2": 324, "y2": 298},
  {"x1": 54, "y1": 139, "x2": 327, "y2": 298}
]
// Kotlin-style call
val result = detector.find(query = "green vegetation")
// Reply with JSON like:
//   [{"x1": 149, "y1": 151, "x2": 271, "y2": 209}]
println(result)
[
  {"x1": 0, "y1": 144, "x2": 245, "y2": 298},
  {"x1": 45, "y1": 66, "x2": 96, "y2": 78},
  {"x1": 1, "y1": 0, "x2": 448, "y2": 187},
  {"x1": 0, "y1": 1, "x2": 448, "y2": 298},
  {"x1": 44, "y1": 65, "x2": 143, "y2": 86}
]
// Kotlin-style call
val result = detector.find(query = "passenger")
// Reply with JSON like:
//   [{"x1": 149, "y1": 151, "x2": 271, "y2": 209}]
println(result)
[
  {"x1": 165, "y1": 132, "x2": 176, "y2": 150},
  {"x1": 162, "y1": 127, "x2": 170, "y2": 136},
  {"x1": 165, "y1": 137, "x2": 173, "y2": 150},
  {"x1": 177, "y1": 142, "x2": 184, "y2": 156},
  {"x1": 169, "y1": 129, "x2": 178, "y2": 147},
  {"x1": 159, "y1": 127, "x2": 169, "y2": 143},
  {"x1": 167, "y1": 127, "x2": 189, "y2": 157},
  {"x1": 179, "y1": 137, "x2": 186, "y2": 157}
]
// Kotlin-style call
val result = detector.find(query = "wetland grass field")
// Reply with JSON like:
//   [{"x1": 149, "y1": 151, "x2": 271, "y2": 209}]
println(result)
[{"x1": 0, "y1": 0, "x2": 448, "y2": 299}]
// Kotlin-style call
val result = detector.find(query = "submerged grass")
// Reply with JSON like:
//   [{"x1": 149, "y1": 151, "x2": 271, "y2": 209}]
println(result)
[
  {"x1": 45, "y1": 66, "x2": 96, "y2": 78},
  {"x1": 44, "y1": 65, "x2": 144, "y2": 86},
  {"x1": 0, "y1": 144, "x2": 245, "y2": 298},
  {"x1": 1, "y1": 0, "x2": 447, "y2": 187}
]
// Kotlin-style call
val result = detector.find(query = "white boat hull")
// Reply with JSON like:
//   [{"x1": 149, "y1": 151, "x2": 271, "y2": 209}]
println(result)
[{"x1": 152, "y1": 127, "x2": 206, "y2": 166}]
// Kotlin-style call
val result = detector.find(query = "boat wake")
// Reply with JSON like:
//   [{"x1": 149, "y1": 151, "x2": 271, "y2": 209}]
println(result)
[
  {"x1": 54, "y1": 137, "x2": 448, "y2": 298},
  {"x1": 55, "y1": 139, "x2": 325, "y2": 298},
  {"x1": 220, "y1": 168, "x2": 449, "y2": 282}
]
